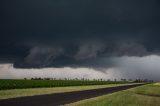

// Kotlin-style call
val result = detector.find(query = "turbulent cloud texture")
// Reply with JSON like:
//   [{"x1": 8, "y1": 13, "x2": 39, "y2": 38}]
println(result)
[
  {"x1": 1, "y1": 55, "x2": 160, "y2": 81},
  {"x1": 0, "y1": 0, "x2": 160, "y2": 80},
  {"x1": 1, "y1": 0, "x2": 160, "y2": 68}
]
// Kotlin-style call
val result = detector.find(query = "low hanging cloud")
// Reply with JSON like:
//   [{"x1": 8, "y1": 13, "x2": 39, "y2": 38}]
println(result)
[
  {"x1": 24, "y1": 46, "x2": 63, "y2": 67},
  {"x1": 1, "y1": 55, "x2": 160, "y2": 81},
  {"x1": 110, "y1": 42, "x2": 149, "y2": 56},
  {"x1": 74, "y1": 42, "x2": 105, "y2": 60},
  {"x1": 1, "y1": 0, "x2": 160, "y2": 80},
  {"x1": 12, "y1": 41, "x2": 152, "y2": 68}
]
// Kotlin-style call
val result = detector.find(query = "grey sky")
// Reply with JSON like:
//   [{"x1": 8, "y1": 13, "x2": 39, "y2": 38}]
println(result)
[{"x1": 0, "y1": 0, "x2": 160, "y2": 80}]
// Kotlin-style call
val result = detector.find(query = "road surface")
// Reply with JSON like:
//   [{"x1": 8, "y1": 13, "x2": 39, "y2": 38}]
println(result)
[{"x1": 0, "y1": 84, "x2": 144, "y2": 106}]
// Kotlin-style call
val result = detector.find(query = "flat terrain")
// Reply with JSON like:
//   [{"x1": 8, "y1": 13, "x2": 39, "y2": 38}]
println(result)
[
  {"x1": 67, "y1": 83, "x2": 160, "y2": 106},
  {"x1": 0, "y1": 84, "x2": 143, "y2": 106},
  {"x1": 0, "y1": 83, "x2": 137, "y2": 100},
  {"x1": 0, "y1": 79, "x2": 131, "y2": 90}
]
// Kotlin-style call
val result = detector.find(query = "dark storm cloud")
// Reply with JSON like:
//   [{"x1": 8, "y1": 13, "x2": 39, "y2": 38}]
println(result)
[{"x1": 0, "y1": 0, "x2": 160, "y2": 68}]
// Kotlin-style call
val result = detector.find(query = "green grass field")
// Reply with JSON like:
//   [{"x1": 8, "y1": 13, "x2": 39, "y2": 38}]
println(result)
[
  {"x1": 0, "y1": 79, "x2": 132, "y2": 90},
  {"x1": 0, "y1": 83, "x2": 139, "y2": 100},
  {"x1": 66, "y1": 83, "x2": 160, "y2": 106}
]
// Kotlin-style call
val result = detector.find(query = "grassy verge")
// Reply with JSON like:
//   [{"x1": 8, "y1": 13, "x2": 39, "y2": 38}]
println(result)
[
  {"x1": 0, "y1": 83, "x2": 139, "y2": 100},
  {"x1": 66, "y1": 83, "x2": 160, "y2": 106}
]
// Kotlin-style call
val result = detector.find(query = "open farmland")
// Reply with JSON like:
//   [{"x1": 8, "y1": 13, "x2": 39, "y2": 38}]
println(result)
[
  {"x1": 66, "y1": 83, "x2": 160, "y2": 106},
  {"x1": 0, "y1": 83, "x2": 140, "y2": 100},
  {"x1": 0, "y1": 79, "x2": 133, "y2": 90},
  {"x1": 0, "y1": 84, "x2": 144, "y2": 106}
]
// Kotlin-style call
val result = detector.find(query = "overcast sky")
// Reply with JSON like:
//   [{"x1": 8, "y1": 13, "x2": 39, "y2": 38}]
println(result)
[{"x1": 0, "y1": 0, "x2": 160, "y2": 80}]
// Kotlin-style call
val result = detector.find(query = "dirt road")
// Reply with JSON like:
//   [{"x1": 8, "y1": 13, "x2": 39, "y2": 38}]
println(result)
[{"x1": 0, "y1": 84, "x2": 144, "y2": 106}]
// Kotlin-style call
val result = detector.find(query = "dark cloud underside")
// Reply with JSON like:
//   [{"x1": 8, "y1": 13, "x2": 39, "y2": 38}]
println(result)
[{"x1": 0, "y1": 0, "x2": 160, "y2": 68}]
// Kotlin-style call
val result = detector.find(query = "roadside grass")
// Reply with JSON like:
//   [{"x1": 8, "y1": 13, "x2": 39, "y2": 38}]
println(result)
[
  {"x1": 154, "y1": 82, "x2": 160, "y2": 86},
  {"x1": 130, "y1": 83, "x2": 160, "y2": 97},
  {"x1": 66, "y1": 83, "x2": 160, "y2": 106},
  {"x1": 0, "y1": 83, "x2": 139, "y2": 100}
]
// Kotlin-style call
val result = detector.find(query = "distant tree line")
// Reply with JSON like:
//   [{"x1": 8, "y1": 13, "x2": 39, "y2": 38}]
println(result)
[
  {"x1": 24, "y1": 77, "x2": 154, "y2": 82},
  {"x1": 134, "y1": 79, "x2": 154, "y2": 83}
]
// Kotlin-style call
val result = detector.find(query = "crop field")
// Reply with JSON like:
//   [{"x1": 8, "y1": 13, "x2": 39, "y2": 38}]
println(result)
[
  {"x1": 0, "y1": 83, "x2": 139, "y2": 100},
  {"x1": 0, "y1": 79, "x2": 131, "y2": 90},
  {"x1": 66, "y1": 83, "x2": 160, "y2": 106}
]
